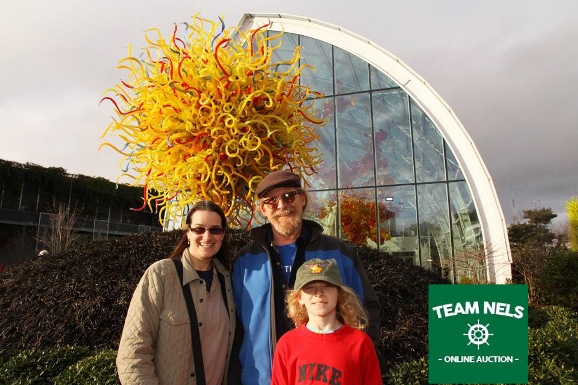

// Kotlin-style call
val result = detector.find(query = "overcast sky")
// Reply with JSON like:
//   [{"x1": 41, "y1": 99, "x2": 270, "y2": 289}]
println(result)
[{"x1": 1, "y1": 0, "x2": 576, "y2": 227}]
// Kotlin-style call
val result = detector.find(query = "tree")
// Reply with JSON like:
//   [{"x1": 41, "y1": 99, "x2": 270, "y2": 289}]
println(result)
[
  {"x1": 523, "y1": 207, "x2": 558, "y2": 226},
  {"x1": 452, "y1": 243, "x2": 507, "y2": 284},
  {"x1": 508, "y1": 207, "x2": 559, "y2": 304},
  {"x1": 36, "y1": 203, "x2": 81, "y2": 255},
  {"x1": 453, "y1": 246, "x2": 490, "y2": 284},
  {"x1": 539, "y1": 249, "x2": 578, "y2": 310}
]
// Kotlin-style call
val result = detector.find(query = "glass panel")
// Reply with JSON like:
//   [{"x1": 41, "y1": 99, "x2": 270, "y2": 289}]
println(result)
[
  {"x1": 449, "y1": 181, "x2": 480, "y2": 250},
  {"x1": 269, "y1": 31, "x2": 299, "y2": 64},
  {"x1": 411, "y1": 100, "x2": 446, "y2": 183},
  {"x1": 417, "y1": 183, "x2": 452, "y2": 280},
  {"x1": 306, "y1": 190, "x2": 338, "y2": 236},
  {"x1": 336, "y1": 93, "x2": 374, "y2": 188},
  {"x1": 372, "y1": 90, "x2": 414, "y2": 185},
  {"x1": 300, "y1": 36, "x2": 334, "y2": 97},
  {"x1": 334, "y1": 47, "x2": 370, "y2": 94},
  {"x1": 449, "y1": 181, "x2": 485, "y2": 283},
  {"x1": 445, "y1": 142, "x2": 464, "y2": 180},
  {"x1": 338, "y1": 188, "x2": 377, "y2": 247},
  {"x1": 377, "y1": 186, "x2": 418, "y2": 264},
  {"x1": 308, "y1": 97, "x2": 337, "y2": 190},
  {"x1": 370, "y1": 65, "x2": 398, "y2": 90},
  {"x1": 93, "y1": 220, "x2": 109, "y2": 240}
]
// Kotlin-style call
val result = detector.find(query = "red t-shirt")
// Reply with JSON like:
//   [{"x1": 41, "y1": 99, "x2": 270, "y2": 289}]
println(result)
[{"x1": 271, "y1": 324, "x2": 382, "y2": 385}]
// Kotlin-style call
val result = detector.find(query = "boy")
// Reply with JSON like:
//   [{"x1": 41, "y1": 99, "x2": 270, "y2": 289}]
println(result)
[{"x1": 271, "y1": 258, "x2": 382, "y2": 385}]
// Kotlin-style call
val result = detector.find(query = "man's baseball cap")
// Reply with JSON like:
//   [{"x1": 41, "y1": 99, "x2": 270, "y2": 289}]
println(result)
[
  {"x1": 255, "y1": 170, "x2": 301, "y2": 198},
  {"x1": 294, "y1": 258, "x2": 343, "y2": 291}
]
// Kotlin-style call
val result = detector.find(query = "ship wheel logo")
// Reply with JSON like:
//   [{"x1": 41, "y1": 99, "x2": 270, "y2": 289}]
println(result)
[{"x1": 463, "y1": 319, "x2": 493, "y2": 349}]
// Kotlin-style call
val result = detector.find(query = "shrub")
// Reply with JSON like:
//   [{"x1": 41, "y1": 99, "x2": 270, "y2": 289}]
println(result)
[
  {"x1": 538, "y1": 249, "x2": 578, "y2": 310},
  {"x1": 528, "y1": 306, "x2": 578, "y2": 383},
  {"x1": 53, "y1": 349, "x2": 118, "y2": 385},
  {"x1": 385, "y1": 356, "x2": 428, "y2": 385},
  {"x1": 0, "y1": 230, "x2": 183, "y2": 350},
  {"x1": 0, "y1": 229, "x2": 447, "y2": 371},
  {"x1": 11, "y1": 230, "x2": 577, "y2": 383},
  {"x1": 0, "y1": 348, "x2": 18, "y2": 369},
  {"x1": 0, "y1": 345, "x2": 92, "y2": 384},
  {"x1": 357, "y1": 245, "x2": 449, "y2": 370}
]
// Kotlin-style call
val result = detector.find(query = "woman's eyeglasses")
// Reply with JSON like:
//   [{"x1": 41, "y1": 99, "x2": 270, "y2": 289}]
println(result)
[
  {"x1": 261, "y1": 190, "x2": 302, "y2": 208},
  {"x1": 189, "y1": 226, "x2": 225, "y2": 235}
]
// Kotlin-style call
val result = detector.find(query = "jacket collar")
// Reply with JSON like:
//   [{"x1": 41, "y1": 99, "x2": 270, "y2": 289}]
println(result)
[{"x1": 180, "y1": 249, "x2": 226, "y2": 285}]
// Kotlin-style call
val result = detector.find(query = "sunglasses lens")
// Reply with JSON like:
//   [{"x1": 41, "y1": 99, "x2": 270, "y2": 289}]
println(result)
[
  {"x1": 262, "y1": 197, "x2": 277, "y2": 206},
  {"x1": 190, "y1": 227, "x2": 224, "y2": 235},
  {"x1": 262, "y1": 190, "x2": 300, "y2": 207},
  {"x1": 283, "y1": 192, "x2": 297, "y2": 203}
]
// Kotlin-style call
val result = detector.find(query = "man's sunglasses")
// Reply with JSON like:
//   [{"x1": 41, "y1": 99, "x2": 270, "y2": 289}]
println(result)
[
  {"x1": 189, "y1": 226, "x2": 225, "y2": 235},
  {"x1": 261, "y1": 190, "x2": 302, "y2": 207}
]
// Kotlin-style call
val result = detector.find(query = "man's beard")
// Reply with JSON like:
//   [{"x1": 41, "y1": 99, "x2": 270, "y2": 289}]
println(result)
[{"x1": 270, "y1": 208, "x2": 302, "y2": 236}]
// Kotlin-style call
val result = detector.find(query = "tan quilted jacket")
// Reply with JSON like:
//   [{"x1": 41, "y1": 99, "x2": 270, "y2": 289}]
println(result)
[{"x1": 116, "y1": 252, "x2": 236, "y2": 385}]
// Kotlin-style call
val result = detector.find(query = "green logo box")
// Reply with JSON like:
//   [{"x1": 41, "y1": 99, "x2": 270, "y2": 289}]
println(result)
[{"x1": 429, "y1": 284, "x2": 528, "y2": 384}]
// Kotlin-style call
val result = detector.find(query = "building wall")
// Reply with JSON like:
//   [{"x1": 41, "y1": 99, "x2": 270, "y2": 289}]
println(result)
[{"x1": 0, "y1": 162, "x2": 162, "y2": 266}]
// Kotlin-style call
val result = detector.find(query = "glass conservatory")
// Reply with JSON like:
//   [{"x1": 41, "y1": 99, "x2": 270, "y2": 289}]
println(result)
[{"x1": 236, "y1": 13, "x2": 512, "y2": 284}]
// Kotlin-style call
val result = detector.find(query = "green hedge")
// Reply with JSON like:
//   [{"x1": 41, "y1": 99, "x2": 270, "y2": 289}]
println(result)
[
  {"x1": 0, "y1": 347, "x2": 117, "y2": 385},
  {"x1": 53, "y1": 350, "x2": 118, "y2": 385},
  {"x1": 527, "y1": 306, "x2": 578, "y2": 383},
  {"x1": 385, "y1": 356, "x2": 428, "y2": 384},
  {"x1": 1, "y1": 306, "x2": 576, "y2": 384}
]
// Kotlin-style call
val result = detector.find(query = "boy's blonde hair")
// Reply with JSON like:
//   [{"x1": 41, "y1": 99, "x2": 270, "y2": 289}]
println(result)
[{"x1": 286, "y1": 284, "x2": 369, "y2": 330}]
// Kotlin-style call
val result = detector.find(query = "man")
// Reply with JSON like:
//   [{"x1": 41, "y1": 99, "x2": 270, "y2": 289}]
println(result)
[{"x1": 232, "y1": 170, "x2": 381, "y2": 385}]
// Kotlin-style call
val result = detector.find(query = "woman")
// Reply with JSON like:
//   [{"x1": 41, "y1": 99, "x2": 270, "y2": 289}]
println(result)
[
  {"x1": 271, "y1": 258, "x2": 382, "y2": 385},
  {"x1": 117, "y1": 201, "x2": 236, "y2": 385}
]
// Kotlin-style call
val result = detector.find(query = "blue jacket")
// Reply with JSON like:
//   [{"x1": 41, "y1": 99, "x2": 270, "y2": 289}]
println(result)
[{"x1": 232, "y1": 220, "x2": 381, "y2": 385}]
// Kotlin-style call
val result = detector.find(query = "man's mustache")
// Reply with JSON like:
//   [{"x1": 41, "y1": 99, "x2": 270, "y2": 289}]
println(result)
[{"x1": 272, "y1": 207, "x2": 296, "y2": 218}]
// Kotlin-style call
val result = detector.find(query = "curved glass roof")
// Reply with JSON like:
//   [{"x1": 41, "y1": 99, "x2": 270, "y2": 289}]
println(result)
[{"x1": 237, "y1": 13, "x2": 512, "y2": 284}]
